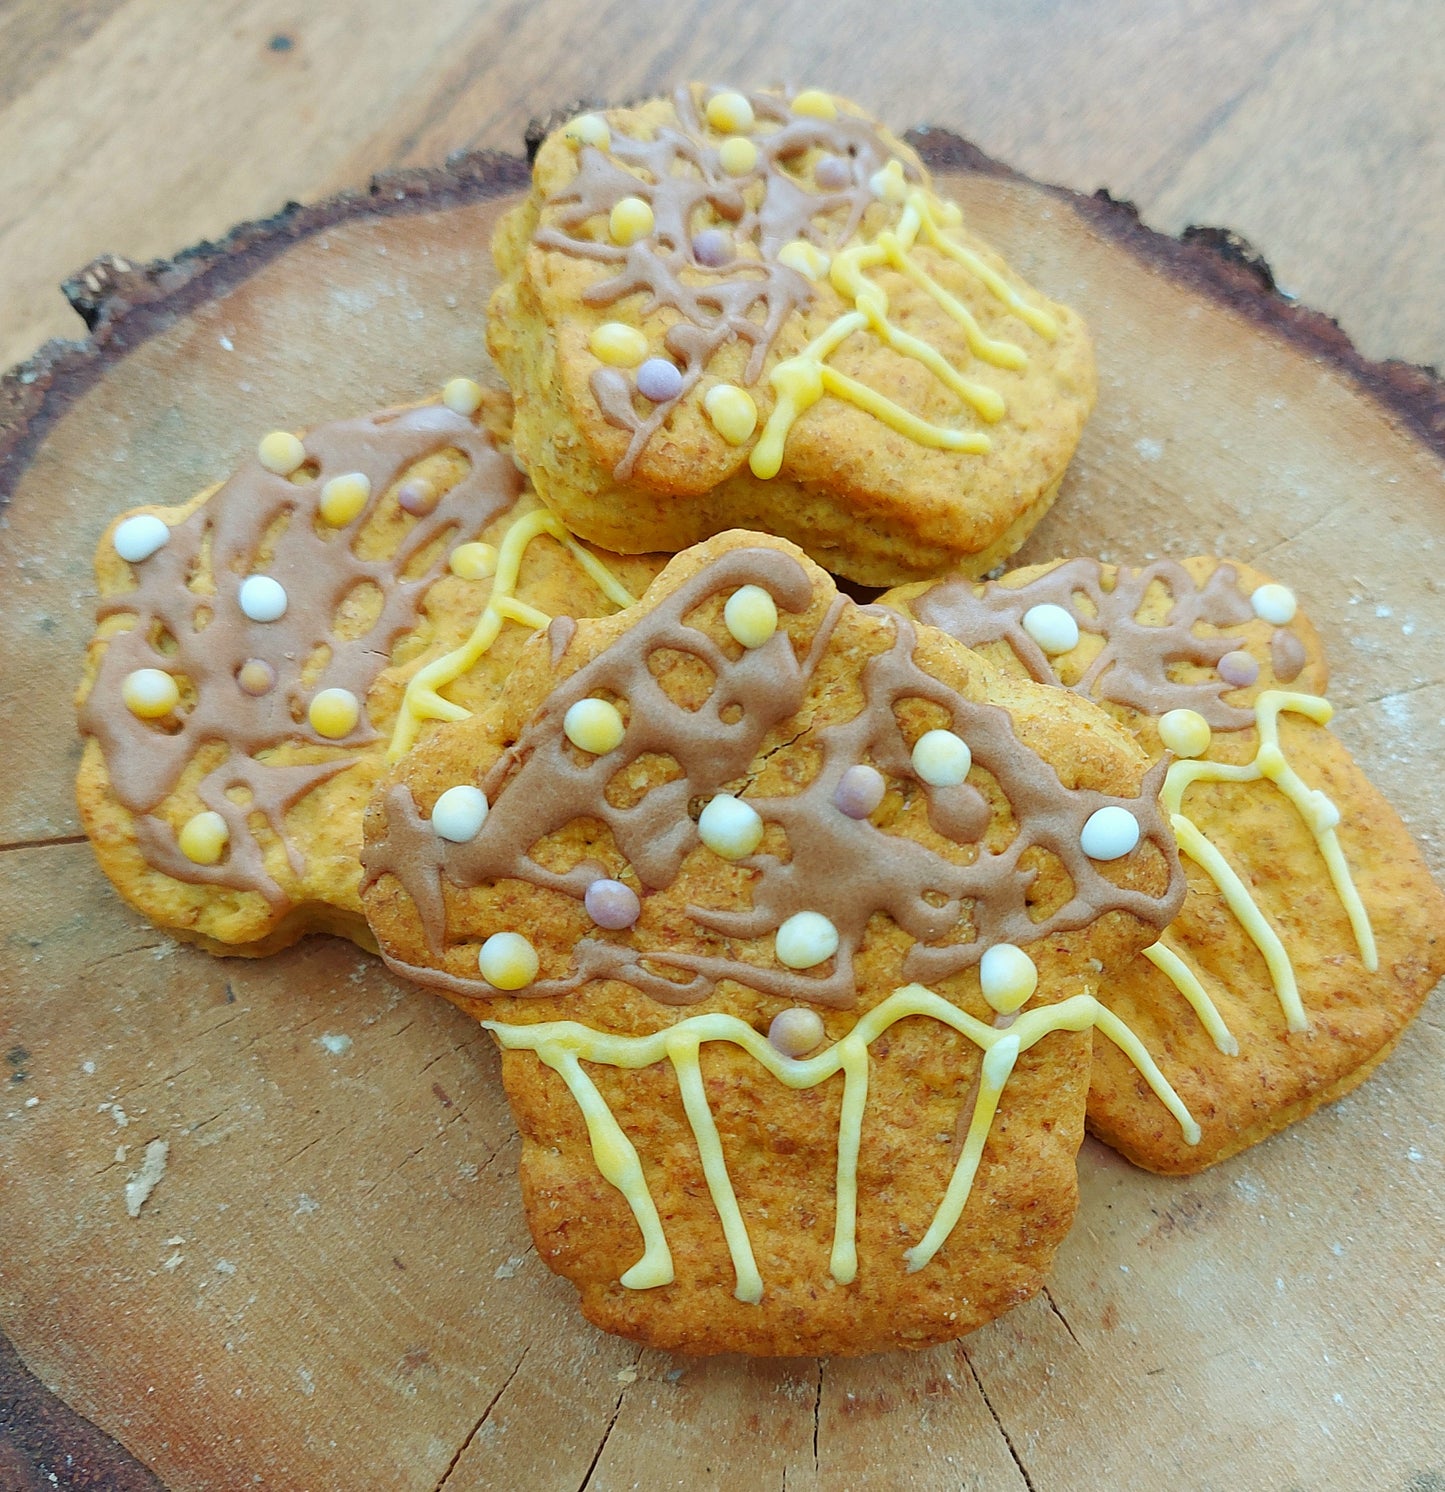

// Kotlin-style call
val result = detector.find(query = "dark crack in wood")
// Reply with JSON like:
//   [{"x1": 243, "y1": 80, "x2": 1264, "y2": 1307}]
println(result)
[
  {"x1": 432, "y1": 1344, "x2": 531, "y2": 1492},
  {"x1": 960, "y1": 1347, "x2": 1036, "y2": 1492},
  {"x1": 1041, "y1": 1286, "x2": 1084, "y2": 1351},
  {"x1": 578, "y1": 1347, "x2": 644, "y2": 1492}
]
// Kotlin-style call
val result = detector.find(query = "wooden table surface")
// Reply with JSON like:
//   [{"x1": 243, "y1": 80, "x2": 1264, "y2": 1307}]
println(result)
[{"x1": 1, "y1": 3, "x2": 1443, "y2": 1489}]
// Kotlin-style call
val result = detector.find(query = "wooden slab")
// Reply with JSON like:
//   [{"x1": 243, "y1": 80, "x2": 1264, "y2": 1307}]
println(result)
[{"x1": 1, "y1": 141, "x2": 1442, "y2": 1491}]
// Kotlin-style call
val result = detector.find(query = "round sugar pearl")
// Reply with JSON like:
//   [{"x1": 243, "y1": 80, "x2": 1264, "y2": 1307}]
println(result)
[
  {"x1": 236, "y1": 658, "x2": 276, "y2": 697},
  {"x1": 112, "y1": 514, "x2": 170, "y2": 563},
  {"x1": 609, "y1": 196, "x2": 654, "y2": 246},
  {"x1": 692, "y1": 229, "x2": 734, "y2": 267},
  {"x1": 432, "y1": 785, "x2": 489, "y2": 843},
  {"x1": 698, "y1": 794, "x2": 764, "y2": 860},
  {"x1": 777, "y1": 240, "x2": 830, "y2": 280},
  {"x1": 178, "y1": 810, "x2": 229, "y2": 866},
  {"x1": 1217, "y1": 649, "x2": 1260, "y2": 687},
  {"x1": 790, "y1": 89, "x2": 837, "y2": 121},
  {"x1": 833, "y1": 764, "x2": 886, "y2": 820},
  {"x1": 775, "y1": 911, "x2": 839, "y2": 970},
  {"x1": 869, "y1": 160, "x2": 908, "y2": 203},
  {"x1": 979, "y1": 944, "x2": 1038, "y2": 1014},
  {"x1": 239, "y1": 575, "x2": 288, "y2": 622},
  {"x1": 768, "y1": 1007, "x2": 826, "y2": 1058},
  {"x1": 814, "y1": 154, "x2": 851, "y2": 190},
  {"x1": 1022, "y1": 603, "x2": 1080, "y2": 656},
  {"x1": 1080, "y1": 805, "x2": 1141, "y2": 861},
  {"x1": 122, "y1": 668, "x2": 179, "y2": 719},
  {"x1": 1159, "y1": 708, "x2": 1212, "y2": 759},
  {"x1": 397, "y1": 477, "x2": 439, "y2": 516},
  {"x1": 564, "y1": 698, "x2": 625, "y2": 755},
  {"x1": 308, "y1": 688, "x2": 360, "y2": 739},
  {"x1": 442, "y1": 377, "x2": 484, "y2": 417},
  {"x1": 585, "y1": 878, "x2": 641, "y2": 930},
  {"x1": 257, "y1": 431, "x2": 305, "y2": 476},
  {"x1": 590, "y1": 322, "x2": 649, "y2": 367},
  {"x1": 1251, "y1": 583, "x2": 1297, "y2": 625},
  {"x1": 723, "y1": 585, "x2": 777, "y2": 648},
  {"x1": 705, "y1": 90, "x2": 755, "y2": 134},
  {"x1": 478, "y1": 932, "x2": 539, "y2": 991},
  {"x1": 318, "y1": 472, "x2": 372, "y2": 527},
  {"x1": 635, "y1": 358, "x2": 684, "y2": 403},
  {"x1": 449, "y1": 542, "x2": 498, "y2": 580},
  {"x1": 562, "y1": 113, "x2": 610, "y2": 151},
  {"x1": 718, "y1": 137, "x2": 758, "y2": 176},
  {"x1": 912, "y1": 729, "x2": 971, "y2": 787},
  {"x1": 704, "y1": 384, "x2": 757, "y2": 445}
]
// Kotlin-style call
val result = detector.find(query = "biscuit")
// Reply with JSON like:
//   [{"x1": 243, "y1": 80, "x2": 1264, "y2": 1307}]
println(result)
[
  {"x1": 360, "y1": 532, "x2": 1197, "y2": 1355},
  {"x1": 885, "y1": 556, "x2": 1445, "y2": 1172},
  {"x1": 76, "y1": 386, "x2": 666, "y2": 956},
  {"x1": 487, "y1": 84, "x2": 1095, "y2": 586}
]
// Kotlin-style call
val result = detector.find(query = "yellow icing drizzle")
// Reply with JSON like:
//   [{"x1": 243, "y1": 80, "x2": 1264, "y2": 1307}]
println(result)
[
  {"x1": 1141, "y1": 938, "x2": 1239, "y2": 1056},
  {"x1": 388, "y1": 507, "x2": 640, "y2": 760},
  {"x1": 748, "y1": 185, "x2": 1057, "y2": 480},
  {"x1": 486, "y1": 984, "x2": 1198, "y2": 1300},
  {"x1": 1161, "y1": 690, "x2": 1378, "y2": 1036}
]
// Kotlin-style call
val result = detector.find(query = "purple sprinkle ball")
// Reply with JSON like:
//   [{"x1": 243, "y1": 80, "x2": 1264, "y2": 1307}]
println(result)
[
  {"x1": 397, "y1": 478, "x2": 439, "y2": 516},
  {"x1": 814, "y1": 154, "x2": 852, "y2": 190},
  {"x1": 1217, "y1": 649, "x2": 1260, "y2": 687},
  {"x1": 635, "y1": 357, "x2": 684, "y2": 403},
  {"x1": 691, "y1": 228, "x2": 734, "y2": 267},
  {"x1": 833, "y1": 763, "x2": 886, "y2": 820},
  {"x1": 584, "y1": 878, "x2": 641, "y2": 930}
]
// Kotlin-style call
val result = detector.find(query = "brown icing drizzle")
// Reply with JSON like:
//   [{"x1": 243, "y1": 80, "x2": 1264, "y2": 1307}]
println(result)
[
  {"x1": 910, "y1": 558, "x2": 1269, "y2": 729},
  {"x1": 364, "y1": 546, "x2": 1184, "y2": 1009},
  {"x1": 535, "y1": 85, "x2": 907, "y2": 479},
  {"x1": 80, "y1": 405, "x2": 523, "y2": 905}
]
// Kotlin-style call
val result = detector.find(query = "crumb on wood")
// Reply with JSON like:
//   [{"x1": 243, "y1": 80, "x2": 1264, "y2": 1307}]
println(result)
[{"x1": 125, "y1": 1139, "x2": 169, "y2": 1217}]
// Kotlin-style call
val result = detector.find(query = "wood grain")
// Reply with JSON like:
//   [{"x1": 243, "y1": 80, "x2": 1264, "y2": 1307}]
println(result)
[{"x1": 2, "y1": 145, "x2": 1443, "y2": 1490}]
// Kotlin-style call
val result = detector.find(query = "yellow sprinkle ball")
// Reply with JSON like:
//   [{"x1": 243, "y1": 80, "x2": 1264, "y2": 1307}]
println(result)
[
  {"x1": 449, "y1": 542, "x2": 498, "y2": 581},
  {"x1": 979, "y1": 943, "x2": 1038, "y2": 1014},
  {"x1": 703, "y1": 384, "x2": 758, "y2": 445},
  {"x1": 257, "y1": 430, "x2": 305, "y2": 476},
  {"x1": 442, "y1": 377, "x2": 484, "y2": 417},
  {"x1": 705, "y1": 90, "x2": 755, "y2": 134},
  {"x1": 790, "y1": 89, "x2": 837, "y2": 121},
  {"x1": 869, "y1": 159, "x2": 909, "y2": 205},
  {"x1": 121, "y1": 668, "x2": 180, "y2": 719},
  {"x1": 178, "y1": 810, "x2": 229, "y2": 866},
  {"x1": 479, "y1": 931, "x2": 539, "y2": 991},
  {"x1": 723, "y1": 585, "x2": 778, "y2": 649},
  {"x1": 609, "y1": 196, "x2": 655, "y2": 246},
  {"x1": 589, "y1": 322, "x2": 649, "y2": 367},
  {"x1": 564, "y1": 697, "x2": 626, "y2": 755},
  {"x1": 777, "y1": 240, "x2": 830, "y2": 280},
  {"x1": 318, "y1": 471, "x2": 372, "y2": 527},
  {"x1": 562, "y1": 113, "x2": 611, "y2": 151},
  {"x1": 308, "y1": 687, "x2": 360, "y2": 739},
  {"x1": 718, "y1": 137, "x2": 759, "y2": 177},
  {"x1": 1158, "y1": 708, "x2": 1212, "y2": 759}
]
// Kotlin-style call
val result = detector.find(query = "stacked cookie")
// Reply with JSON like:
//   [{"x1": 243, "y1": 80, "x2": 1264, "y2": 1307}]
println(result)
[{"x1": 76, "y1": 84, "x2": 1445, "y2": 1357}]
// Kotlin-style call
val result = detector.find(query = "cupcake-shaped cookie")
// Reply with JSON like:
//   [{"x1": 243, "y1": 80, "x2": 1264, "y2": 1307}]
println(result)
[
  {"x1": 488, "y1": 84, "x2": 1095, "y2": 585},
  {"x1": 885, "y1": 556, "x2": 1445, "y2": 1171},
  {"x1": 361, "y1": 533, "x2": 1196, "y2": 1354},
  {"x1": 76, "y1": 386, "x2": 665, "y2": 954}
]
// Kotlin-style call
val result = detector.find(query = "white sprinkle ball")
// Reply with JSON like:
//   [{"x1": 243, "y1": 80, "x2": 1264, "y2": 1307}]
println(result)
[
  {"x1": 698, "y1": 794, "x2": 764, "y2": 860},
  {"x1": 432, "y1": 786, "x2": 489, "y2": 843},
  {"x1": 1158, "y1": 708, "x2": 1212, "y2": 759},
  {"x1": 1022, "y1": 603, "x2": 1080, "y2": 656},
  {"x1": 563, "y1": 698, "x2": 626, "y2": 755},
  {"x1": 979, "y1": 943, "x2": 1039, "y2": 1014},
  {"x1": 113, "y1": 514, "x2": 170, "y2": 563},
  {"x1": 775, "y1": 911, "x2": 839, "y2": 970},
  {"x1": 723, "y1": 585, "x2": 778, "y2": 649},
  {"x1": 912, "y1": 729, "x2": 971, "y2": 787},
  {"x1": 768, "y1": 1007, "x2": 826, "y2": 1058},
  {"x1": 238, "y1": 575, "x2": 288, "y2": 622},
  {"x1": 1251, "y1": 583, "x2": 1297, "y2": 625},
  {"x1": 1080, "y1": 805, "x2": 1141, "y2": 861}
]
